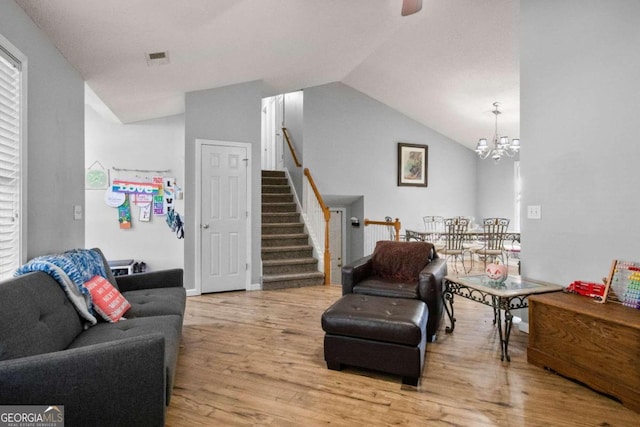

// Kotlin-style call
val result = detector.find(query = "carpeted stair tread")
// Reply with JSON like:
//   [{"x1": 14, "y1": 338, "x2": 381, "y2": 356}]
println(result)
[
  {"x1": 262, "y1": 271, "x2": 325, "y2": 283},
  {"x1": 261, "y1": 170, "x2": 324, "y2": 289},
  {"x1": 261, "y1": 170, "x2": 285, "y2": 178},
  {"x1": 261, "y1": 245, "x2": 313, "y2": 253},
  {"x1": 262, "y1": 233, "x2": 308, "y2": 239},
  {"x1": 263, "y1": 258, "x2": 317, "y2": 266}
]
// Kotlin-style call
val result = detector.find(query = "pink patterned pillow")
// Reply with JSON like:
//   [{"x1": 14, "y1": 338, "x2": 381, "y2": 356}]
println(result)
[{"x1": 85, "y1": 275, "x2": 131, "y2": 322}]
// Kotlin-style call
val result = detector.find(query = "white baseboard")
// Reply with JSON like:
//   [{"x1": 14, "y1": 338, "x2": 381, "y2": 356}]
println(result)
[{"x1": 247, "y1": 282, "x2": 262, "y2": 291}]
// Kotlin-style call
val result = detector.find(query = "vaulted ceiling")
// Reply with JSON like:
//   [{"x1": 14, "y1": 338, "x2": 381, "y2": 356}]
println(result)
[{"x1": 16, "y1": 0, "x2": 519, "y2": 150}]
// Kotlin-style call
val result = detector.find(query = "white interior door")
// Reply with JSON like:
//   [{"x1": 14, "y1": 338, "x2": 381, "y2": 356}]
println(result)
[
  {"x1": 329, "y1": 209, "x2": 344, "y2": 284},
  {"x1": 260, "y1": 95, "x2": 284, "y2": 171},
  {"x1": 261, "y1": 97, "x2": 275, "y2": 170},
  {"x1": 275, "y1": 94, "x2": 284, "y2": 170},
  {"x1": 201, "y1": 143, "x2": 248, "y2": 293}
]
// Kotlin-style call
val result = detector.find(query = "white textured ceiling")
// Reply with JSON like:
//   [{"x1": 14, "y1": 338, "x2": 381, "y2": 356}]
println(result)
[{"x1": 15, "y1": 0, "x2": 519, "y2": 149}]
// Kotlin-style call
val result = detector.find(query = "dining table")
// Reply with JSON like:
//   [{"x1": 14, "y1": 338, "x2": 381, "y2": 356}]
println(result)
[{"x1": 404, "y1": 229, "x2": 521, "y2": 244}]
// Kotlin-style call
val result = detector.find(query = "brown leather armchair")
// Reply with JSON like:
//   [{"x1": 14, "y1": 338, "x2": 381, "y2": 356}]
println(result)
[{"x1": 342, "y1": 240, "x2": 447, "y2": 342}]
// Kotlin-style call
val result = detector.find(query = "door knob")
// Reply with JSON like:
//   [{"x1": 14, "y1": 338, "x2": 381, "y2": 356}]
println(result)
[{"x1": 202, "y1": 224, "x2": 209, "y2": 229}]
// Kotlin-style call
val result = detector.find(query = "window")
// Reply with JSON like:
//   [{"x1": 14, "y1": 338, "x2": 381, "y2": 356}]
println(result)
[{"x1": 0, "y1": 42, "x2": 22, "y2": 280}]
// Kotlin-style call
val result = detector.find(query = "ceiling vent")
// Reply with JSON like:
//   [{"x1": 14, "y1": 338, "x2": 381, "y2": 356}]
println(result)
[{"x1": 145, "y1": 51, "x2": 170, "y2": 66}]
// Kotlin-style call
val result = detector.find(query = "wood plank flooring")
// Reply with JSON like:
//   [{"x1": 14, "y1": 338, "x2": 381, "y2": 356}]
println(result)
[{"x1": 166, "y1": 261, "x2": 640, "y2": 426}]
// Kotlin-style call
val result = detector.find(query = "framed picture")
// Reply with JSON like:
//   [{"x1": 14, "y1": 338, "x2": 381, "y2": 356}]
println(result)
[{"x1": 397, "y1": 143, "x2": 428, "y2": 187}]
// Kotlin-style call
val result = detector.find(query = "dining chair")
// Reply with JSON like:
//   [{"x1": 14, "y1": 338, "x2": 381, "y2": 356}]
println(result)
[
  {"x1": 475, "y1": 218, "x2": 510, "y2": 269},
  {"x1": 439, "y1": 217, "x2": 470, "y2": 274},
  {"x1": 422, "y1": 216, "x2": 445, "y2": 250}
]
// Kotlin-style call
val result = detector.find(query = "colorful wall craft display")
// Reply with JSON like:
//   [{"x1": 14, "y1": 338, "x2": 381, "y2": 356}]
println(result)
[
  {"x1": 603, "y1": 260, "x2": 640, "y2": 309},
  {"x1": 118, "y1": 195, "x2": 132, "y2": 229},
  {"x1": 112, "y1": 180, "x2": 162, "y2": 195},
  {"x1": 106, "y1": 172, "x2": 183, "y2": 228}
]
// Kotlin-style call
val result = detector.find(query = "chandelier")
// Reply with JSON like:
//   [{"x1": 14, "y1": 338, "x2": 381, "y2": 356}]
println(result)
[{"x1": 475, "y1": 102, "x2": 520, "y2": 163}]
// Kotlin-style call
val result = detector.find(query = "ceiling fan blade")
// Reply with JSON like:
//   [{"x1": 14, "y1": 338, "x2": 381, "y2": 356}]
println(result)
[{"x1": 401, "y1": 0, "x2": 423, "y2": 16}]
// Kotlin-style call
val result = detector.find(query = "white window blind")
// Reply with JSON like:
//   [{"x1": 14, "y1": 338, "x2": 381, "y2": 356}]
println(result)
[{"x1": 0, "y1": 46, "x2": 21, "y2": 281}]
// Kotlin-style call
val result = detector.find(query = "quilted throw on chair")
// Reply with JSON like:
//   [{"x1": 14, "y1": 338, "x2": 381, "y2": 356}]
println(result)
[{"x1": 14, "y1": 249, "x2": 109, "y2": 326}]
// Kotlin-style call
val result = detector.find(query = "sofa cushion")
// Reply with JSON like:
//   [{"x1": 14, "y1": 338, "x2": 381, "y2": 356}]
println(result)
[
  {"x1": 67, "y1": 314, "x2": 182, "y2": 403},
  {"x1": 122, "y1": 287, "x2": 186, "y2": 318},
  {"x1": 85, "y1": 275, "x2": 131, "y2": 322},
  {"x1": 0, "y1": 272, "x2": 83, "y2": 361},
  {"x1": 371, "y1": 241, "x2": 433, "y2": 282},
  {"x1": 353, "y1": 277, "x2": 419, "y2": 300}
]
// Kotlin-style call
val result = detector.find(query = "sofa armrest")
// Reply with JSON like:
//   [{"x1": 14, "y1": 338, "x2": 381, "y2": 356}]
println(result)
[
  {"x1": 0, "y1": 334, "x2": 166, "y2": 426},
  {"x1": 341, "y1": 255, "x2": 373, "y2": 295},
  {"x1": 418, "y1": 257, "x2": 447, "y2": 302},
  {"x1": 116, "y1": 268, "x2": 184, "y2": 292}
]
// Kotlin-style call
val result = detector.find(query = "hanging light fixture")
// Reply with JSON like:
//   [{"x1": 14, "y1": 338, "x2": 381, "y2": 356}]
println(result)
[{"x1": 475, "y1": 102, "x2": 520, "y2": 163}]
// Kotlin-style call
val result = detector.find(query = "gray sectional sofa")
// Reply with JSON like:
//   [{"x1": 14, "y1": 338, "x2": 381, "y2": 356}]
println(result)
[{"x1": 0, "y1": 248, "x2": 186, "y2": 427}]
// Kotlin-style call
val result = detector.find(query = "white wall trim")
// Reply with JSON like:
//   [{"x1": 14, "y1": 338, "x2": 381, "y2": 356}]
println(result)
[{"x1": 194, "y1": 138, "x2": 253, "y2": 295}]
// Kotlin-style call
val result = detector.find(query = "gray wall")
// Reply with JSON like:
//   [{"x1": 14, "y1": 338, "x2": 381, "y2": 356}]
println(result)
[
  {"x1": 1, "y1": 1, "x2": 85, "y2": 259},
  {"x1": 521, "y1": 0, "x2": 640, "y2": 285},
  {"x1": 475, "y1": 157, "x2": 518, "y2": 230},
  {"x1": 184, "y1": 81, "x2": 263, "y2": 291},
  {"x1": 303, "y1": 82, "x2": 477, "y2": 234},
  {"x1": 84, "y1": 105, "x2": 185, "y2": 271}
]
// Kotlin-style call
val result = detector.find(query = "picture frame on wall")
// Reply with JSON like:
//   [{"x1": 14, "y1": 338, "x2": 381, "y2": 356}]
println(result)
[{"x1": 397, "y1": 143, "x2": 428, "y2": 187}]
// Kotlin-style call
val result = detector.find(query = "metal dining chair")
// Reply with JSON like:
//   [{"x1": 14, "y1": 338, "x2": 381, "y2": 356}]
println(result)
[
  {"x1": 439, "y1": 217, "x2": 470, "y2": 273},
  {"x1": 474, "y1": 218, "x2": 510, "y2": 269},
  {"x1": 422, "y1": 216, "x2": 445, "y2": 250}
]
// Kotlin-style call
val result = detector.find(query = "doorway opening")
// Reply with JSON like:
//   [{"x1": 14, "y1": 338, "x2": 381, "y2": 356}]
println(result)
[{"x1": 261, "y1": 94, "x2": 284, "y2": 171}]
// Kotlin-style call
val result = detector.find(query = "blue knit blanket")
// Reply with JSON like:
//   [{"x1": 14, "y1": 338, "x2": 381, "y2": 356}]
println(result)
[{"x1": 14, "y1": 249, "x2": 109, "y2": 326}]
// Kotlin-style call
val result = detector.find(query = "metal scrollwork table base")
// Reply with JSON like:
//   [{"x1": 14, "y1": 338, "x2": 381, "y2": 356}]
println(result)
[{"x1": 442, "y1": 275, "x2": 563, "y2": 362}]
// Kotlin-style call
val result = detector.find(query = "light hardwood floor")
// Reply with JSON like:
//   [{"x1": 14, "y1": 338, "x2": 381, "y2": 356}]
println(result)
[{"x1": 166, "y1": 259, "x2": 640, "y2": 426}]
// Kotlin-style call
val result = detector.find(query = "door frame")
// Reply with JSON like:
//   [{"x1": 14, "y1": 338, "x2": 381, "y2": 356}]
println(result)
[
  {"x1": 193, "y1": 139, "x2": 252, "y2": 296},
  {"x1": 329, "y1": 207, "x2": 347, "y2": 284}
]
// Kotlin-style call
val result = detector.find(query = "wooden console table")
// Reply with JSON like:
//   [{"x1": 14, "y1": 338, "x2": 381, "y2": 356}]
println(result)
[{"x1": 528, "y1": 292, "x2": 640, "y2": 413}]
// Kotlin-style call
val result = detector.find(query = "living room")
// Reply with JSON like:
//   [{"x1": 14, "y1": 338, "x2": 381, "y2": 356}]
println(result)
[{"x1": 1, "y1": 0, "x2": 639, "y2": 425}]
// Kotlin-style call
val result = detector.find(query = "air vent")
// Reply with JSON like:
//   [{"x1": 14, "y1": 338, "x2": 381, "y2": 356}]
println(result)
[{"x1": 145, "y1": 51, "x2": 170, "y2": 66}]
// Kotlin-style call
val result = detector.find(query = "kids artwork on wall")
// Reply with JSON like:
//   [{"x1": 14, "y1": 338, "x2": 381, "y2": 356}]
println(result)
[
  {"x1": 85, "y1": 160, "x2": 109, "y2": 190},
  {"x1": 103, "y1": 169, "x2": 184, "y2": 235}
]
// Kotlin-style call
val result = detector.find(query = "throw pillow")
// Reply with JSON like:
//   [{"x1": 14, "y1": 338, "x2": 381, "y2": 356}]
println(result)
[
  {"x1": 371, "y1": 241, "x2": 433, "y2": 282},
  {"x1": 84, "y1": 275, "x2": 131, "y2": 322}
]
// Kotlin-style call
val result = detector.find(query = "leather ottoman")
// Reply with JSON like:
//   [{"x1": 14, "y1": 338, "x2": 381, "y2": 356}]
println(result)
[{"x1": 321, "y1": 294, "x2": 429, "y2": 386}]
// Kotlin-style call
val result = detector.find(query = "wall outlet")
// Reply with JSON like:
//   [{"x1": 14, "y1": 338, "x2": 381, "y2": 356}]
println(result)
[{"x1": 527, "y1": 205, "x2": 541, "y2": 219}]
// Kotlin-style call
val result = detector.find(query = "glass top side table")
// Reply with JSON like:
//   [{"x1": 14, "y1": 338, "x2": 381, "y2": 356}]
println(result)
[{"x1": 443, "y1": 275, "x2": 563, "y2": 361}]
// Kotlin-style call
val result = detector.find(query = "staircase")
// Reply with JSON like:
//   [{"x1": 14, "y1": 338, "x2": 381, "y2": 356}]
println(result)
[{"x1": 261, "y1": 170, "x2": 324, "y2": 290}]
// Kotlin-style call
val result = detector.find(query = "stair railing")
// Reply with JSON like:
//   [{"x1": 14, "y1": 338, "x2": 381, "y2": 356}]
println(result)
[
  {"x1": 364, "y1": 217, "x2": 402, "y2": 256},
  {"x1": 282, "y1": 127, "x2": 301, "y2": 168},
  {"x1": 302, "y1": 168, "x2": 331, "y2": 284}
]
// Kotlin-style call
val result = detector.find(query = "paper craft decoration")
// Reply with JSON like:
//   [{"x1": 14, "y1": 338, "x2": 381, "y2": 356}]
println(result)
[
  {"x1": 132, "y1": 193, "x2": 153, "y2": 206},
  {"x1": 139, "y1": 204, "x2": 151, "y2": 222},
  {"x1": 112, "y1": 180, "x2": 162, "y2": 195},
  {"x1": 153, "y1": 195, "x2": 165, "y2": 216},
  {"x1": 118, "y1": 195, "x2": 132, "y2": 229},
  {"x1": 104, "y1": 188, "x2": 126, "y2": 207},
  {"x1": 85, "y1": 160, "x2": 109, "y2": 190}
]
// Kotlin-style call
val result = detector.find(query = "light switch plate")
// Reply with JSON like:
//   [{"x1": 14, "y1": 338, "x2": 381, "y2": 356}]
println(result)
[
  {"x1": 527, "y1": 205, "x2": 541, "y2": 219},
  {"x1": 73, "y1": 205, "x2": 83, "y2": 220}
]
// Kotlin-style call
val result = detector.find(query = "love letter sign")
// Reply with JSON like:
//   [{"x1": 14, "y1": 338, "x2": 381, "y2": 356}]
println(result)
[{"x1": 112, "y1": 180, "x2": 162, "y2": 195}]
